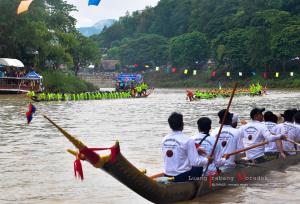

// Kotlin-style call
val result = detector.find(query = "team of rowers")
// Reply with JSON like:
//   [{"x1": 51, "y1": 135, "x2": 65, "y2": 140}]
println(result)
[
  {"x1": 162, "y1": 108, "x2": 300, "y2": 182},
  {"x1": 27, "y1": 91, "x2": 137, "y2": 101},
  {"x1": 186, "y1": 83, "x2": 266, "y2": 101}
]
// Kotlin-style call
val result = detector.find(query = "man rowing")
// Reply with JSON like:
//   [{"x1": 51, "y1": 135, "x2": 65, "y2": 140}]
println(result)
[
  {"x1": 162, "y1": 112, "x2": 212, "y2": 182},
  {"x1": 277, "y1": 109, "x2": 299, "y2": 155},
  {"x1": 191, "y1": 117, "x2": 224, "y2": 175},
  {"x1": 211, "y1": 109, "x2": 240, "y2": 172},
  {"x1": 263, "y1": 111, "x2": 285, "y2": 159},
  {"x1": 238, "y1": 108, "x2": 286, "y2": 163},
  {"x1": 294, "y1": 111, "x2": 300, "y2": 142}
]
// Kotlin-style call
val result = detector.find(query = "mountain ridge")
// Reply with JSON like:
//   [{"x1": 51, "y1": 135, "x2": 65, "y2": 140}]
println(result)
[{"x1": 78, "y1": 19, "x2": 116, "y2": 37}]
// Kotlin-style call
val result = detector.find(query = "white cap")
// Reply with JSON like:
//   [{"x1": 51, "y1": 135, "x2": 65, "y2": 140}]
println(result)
[{"x1": 232, "y1": 114, "x2": 239, "y2": 124}]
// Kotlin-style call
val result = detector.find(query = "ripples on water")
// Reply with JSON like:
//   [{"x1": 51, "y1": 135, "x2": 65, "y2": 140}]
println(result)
[{"x1": 0, "y1": 89, "x2": 300, "y2": 204}]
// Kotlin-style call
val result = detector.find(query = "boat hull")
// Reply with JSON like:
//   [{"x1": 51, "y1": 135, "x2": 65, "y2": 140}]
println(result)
[{"x1": 102, "y1": 149, "x2": 300, "y2": 203}]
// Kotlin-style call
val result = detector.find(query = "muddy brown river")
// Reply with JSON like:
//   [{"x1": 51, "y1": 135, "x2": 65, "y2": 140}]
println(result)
[{"x1": 0, "y1": 89, "x2": 300, "y2": 203}]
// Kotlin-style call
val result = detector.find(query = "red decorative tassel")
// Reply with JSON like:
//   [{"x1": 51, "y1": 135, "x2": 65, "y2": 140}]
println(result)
[{"x1": 74, "y1": 155, "x2": 84, "y2": 180}]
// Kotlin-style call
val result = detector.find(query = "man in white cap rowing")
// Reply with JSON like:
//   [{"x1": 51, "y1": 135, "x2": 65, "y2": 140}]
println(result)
[{"x1": 239, "y1": 108, "x2": 286, "y2": 163}]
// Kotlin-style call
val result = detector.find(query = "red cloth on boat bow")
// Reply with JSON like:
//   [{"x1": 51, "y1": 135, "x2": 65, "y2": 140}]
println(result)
[{"x1": 73, "y1": 144, "x2": 119, "y2": 180}]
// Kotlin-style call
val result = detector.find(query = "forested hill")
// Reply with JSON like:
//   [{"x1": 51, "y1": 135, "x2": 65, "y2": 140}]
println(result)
[
  {"x1": 92, "y1": 0, "x2": 300, "y2": 74},
  {"x1": 0, "y1": 0, "x2": 100, "y2": 75}
]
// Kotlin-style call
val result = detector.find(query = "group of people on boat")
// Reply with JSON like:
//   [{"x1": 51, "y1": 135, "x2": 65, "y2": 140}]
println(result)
[
  {"x1": 0, "y1": 67, "x2": 28, "y2": 78},
  {"x1": 116, "y1": 81, "x2": 150, "y2": 97},
  {"x1": 186, "y1": 83, "x2": 265, "y2": 101},
  {"x1": 27, "y1": 90, "x2": 133, "y2": 102},
  {"x1": 162, "y1": 108, "x2": 300, "y2": 182}
]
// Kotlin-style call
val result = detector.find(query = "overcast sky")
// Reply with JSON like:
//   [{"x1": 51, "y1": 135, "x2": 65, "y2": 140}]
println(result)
[{"x1": 65, "y1": 0, "x2": 160, "y2": 27}]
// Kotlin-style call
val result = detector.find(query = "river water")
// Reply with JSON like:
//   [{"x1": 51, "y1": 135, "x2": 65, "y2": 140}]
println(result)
[{"x1": 0, "y1": 89, "x2": 300, "y2": 204}]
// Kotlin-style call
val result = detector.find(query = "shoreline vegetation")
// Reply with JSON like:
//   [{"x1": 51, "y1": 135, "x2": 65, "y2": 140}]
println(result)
[
  {"x1": 42, "y1": 71, "x2": 98, "y2": 93},
  {"x1": 144, "y1": 72, "x2": 300, "y2": 89}
]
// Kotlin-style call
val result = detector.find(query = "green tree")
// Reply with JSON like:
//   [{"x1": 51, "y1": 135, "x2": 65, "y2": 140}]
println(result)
[
  {"x1": 271, "y1": 24, "x2": 300, "y2": 71},
  {"x1": 169, "y1": 32, "x2": 209, "y2": 67},
  {"x1": 119, "y1": 34, "x2": 168, "y2": 66}
]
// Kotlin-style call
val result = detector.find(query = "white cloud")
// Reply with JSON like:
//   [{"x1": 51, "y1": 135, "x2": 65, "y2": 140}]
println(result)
[{"x1": 65, "y1": 0, "x2": 160, "y2": 27}]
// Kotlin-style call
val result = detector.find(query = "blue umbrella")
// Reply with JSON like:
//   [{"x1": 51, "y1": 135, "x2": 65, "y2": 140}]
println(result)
[{"x1": 88, "y1": 0, "x2": 101, "y2": 6}]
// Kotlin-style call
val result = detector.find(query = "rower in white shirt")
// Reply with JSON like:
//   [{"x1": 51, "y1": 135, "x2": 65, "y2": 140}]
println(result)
[
  {"x1": 191, "y1": 117, "x2": 224, "y2": 176},
  {"x1": 211, "y1": 109, "x2": 240, "y2": 172},
  {"x1": 294, "y1": 111, "x2": 300, "y2": 143},
  {"x1": 239, "y1": 108, "x2": 286, "y2": 163},
  {"x1": 263, "y1": 111, "x2": 285, "y2": 159},
  {"x1": 162, "y1": 112, "x2": 211, "y2": 182},
  {"x1": 277, "y1": 109, "x2": 299, "y2": 155}
]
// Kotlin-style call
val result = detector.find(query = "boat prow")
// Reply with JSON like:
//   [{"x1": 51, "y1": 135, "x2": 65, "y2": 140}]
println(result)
[{"x1": 44, "y1": 116, "x2": 300, "y2": 203}]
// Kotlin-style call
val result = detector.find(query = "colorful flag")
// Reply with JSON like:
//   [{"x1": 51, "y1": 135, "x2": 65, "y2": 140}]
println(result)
[
  {"x1": 88, "y1": 0, "x2": 101, "y2": 6},
  {"x1": 211, "y1": 71, "x2": 216, "y2": 77},
  {"x1": 26, "y1": 103, "x2": 36, "y2": 124},
  {"x1": 263, "y1": 72, "x2": 267, "y2": 79},
  {"x1": 17, "y1": 0, "x2": 33, "y2": 15}
]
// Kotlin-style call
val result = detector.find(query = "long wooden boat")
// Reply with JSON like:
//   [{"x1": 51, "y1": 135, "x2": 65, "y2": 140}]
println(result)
[
  {"x1": 44, "y1": 116, "x2": 300, "y2": 203},
  {"x1": 30, "y1": 90, "x2": 152, "y2": 102}
]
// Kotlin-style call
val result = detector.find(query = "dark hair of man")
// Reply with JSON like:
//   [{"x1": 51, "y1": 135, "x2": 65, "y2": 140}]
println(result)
[
  {"x1": 291, "y1": 108, "x2": 298, "y2": 115},
  {"x1": 271, "y1": 114, "x2": 278, "y2": 123},
  {"x1": 168, "y1": 112, "x2": 183, "y2": 131},
  {"x1": 294, "y1": 111, "x2": 300, "y2": 124},
  {"x1": 264, "y1": 111, "x2": 274, "y2": 122},
  {"x1": 197, "y1": 117, "x2": 212, "y2": 135},
  {"x1": 218, "y1": 109, "x2": 233, "y2": 125},
  {"x1": 284, "y1": 109, "x2": 295, "y2": 122}
]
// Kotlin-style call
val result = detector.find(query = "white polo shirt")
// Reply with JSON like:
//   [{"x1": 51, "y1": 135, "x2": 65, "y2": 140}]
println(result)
[
  {"x1": 239, "y1": 120, "x2": 282, "y2": 159},
  {"x1": 211, "y1": 125, "x2": 240, "y2": 167},
  {"x1": 294, "y1": 123, "x2": 300, "y2": 142},
  {"x1": 162, "y1": 131, "x2": 208, "y2": 176},
  {"x1": 277, "y1": 122, "x2": 298, "y2": 155},
  {"x1": 263, "y1": 121, "x2": 281, "y2": 153},
  {"x1": 191, "y1": 132, "x2": 221, "y2": 175}
]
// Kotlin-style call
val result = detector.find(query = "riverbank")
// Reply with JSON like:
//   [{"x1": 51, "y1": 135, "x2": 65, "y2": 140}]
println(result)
[
  {"x1": 42, "y1": 71, "x2": 98, "y2": 93},
  {"x1": 143, "y1": 72, "x2": 300, "y2": 88}
]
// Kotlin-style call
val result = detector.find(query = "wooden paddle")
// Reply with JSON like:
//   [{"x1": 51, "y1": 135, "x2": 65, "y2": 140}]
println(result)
[
  {"x1": 209, "y1": 82, "x2": 238, "y2": 161},
  {"x1": 222, "y1": 141, "x2": 269, "y2": 159},
  {"x1": 149, "y1": 172, "x2": 165, "y2": 179},
  {"x1": 286, "y1": 138, "x2": 300, "y2": 147},
  {"x1": 195, "y1": 82, "x2": 238, "y2": 197}
]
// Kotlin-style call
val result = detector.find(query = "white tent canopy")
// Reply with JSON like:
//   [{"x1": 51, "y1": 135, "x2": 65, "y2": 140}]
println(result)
[{"x1": 0, "y1": 58, "x2": 25, "y2": 67}]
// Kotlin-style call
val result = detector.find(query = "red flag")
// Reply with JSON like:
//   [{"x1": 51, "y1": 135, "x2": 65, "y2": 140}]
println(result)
[
  {"x1": 263, "y1": 72, "x2": 267, "y2": 79},
  {"x1": 211, "y1": 71, "x2": 216, "y2": 77}
]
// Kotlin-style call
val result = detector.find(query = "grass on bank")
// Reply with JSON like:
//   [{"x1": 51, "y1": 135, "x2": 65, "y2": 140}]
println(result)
[
  {"x1": 41, "y1": 71, "x2": 98, "y2": 93},
  {"x1": 144, "y1": 71, "x2": 300, "y2": 89}
]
